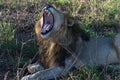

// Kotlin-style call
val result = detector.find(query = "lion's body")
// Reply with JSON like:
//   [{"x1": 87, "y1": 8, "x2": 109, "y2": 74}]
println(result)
[
  {"x1": 75, "y1": 37, "x2": 119, "y2": 67},
  {"x1": 21, "y1": 5, "x2": 120, "y2": 80}
]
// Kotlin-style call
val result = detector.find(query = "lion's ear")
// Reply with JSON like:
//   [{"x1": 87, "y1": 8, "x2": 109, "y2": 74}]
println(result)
[{"x1": 64, "y1": 12, "x2": 75, "y2": 27}]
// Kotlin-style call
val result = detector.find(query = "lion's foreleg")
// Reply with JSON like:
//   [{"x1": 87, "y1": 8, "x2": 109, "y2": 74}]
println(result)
[
  {"x1": 21, "y1": 56, "x2": 75, "y2": 80},
  {"x1": 21, "y1": 67, "x2": 64, "y2": 80}
]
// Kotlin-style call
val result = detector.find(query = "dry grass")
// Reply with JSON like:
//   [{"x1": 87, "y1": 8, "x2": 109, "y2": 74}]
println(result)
[{"x1": 0, "y1": 0, "x2": 120, "y2": 80}]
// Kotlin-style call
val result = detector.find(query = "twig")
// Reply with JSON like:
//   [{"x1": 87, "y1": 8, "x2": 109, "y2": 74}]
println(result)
[
  {"x1": 4, "y1": 71, "x2": 9, "y2": 80},
  {"x1": 75, "y1": 1, "x2": 83, "y2": 14},
  {"x1": 17, "y1": 52, "x2": 39, "y2": 80}
]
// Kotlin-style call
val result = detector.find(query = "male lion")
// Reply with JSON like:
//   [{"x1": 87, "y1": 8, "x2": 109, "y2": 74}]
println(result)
[{"x1": 21, "y1": 5, "x2": 120, "y2": 80}]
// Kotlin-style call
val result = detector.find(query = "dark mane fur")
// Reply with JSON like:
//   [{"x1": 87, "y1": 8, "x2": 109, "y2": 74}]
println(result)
[{"x1": 70, "y1": 23, "x2": 90, "y2": 41}]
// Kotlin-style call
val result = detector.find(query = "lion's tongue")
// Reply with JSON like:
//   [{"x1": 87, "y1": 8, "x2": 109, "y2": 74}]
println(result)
[{"x1": 41, "y1": 24, "x2": 52, "y2": 33}]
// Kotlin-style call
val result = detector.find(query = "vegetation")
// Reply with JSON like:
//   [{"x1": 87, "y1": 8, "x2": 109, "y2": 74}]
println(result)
[{"x1": 0, "y1": 0, "x2": 120, "y2": 80}]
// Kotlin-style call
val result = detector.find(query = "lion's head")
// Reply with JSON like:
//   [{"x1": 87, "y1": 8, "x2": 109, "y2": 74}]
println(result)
[
  {"x1": 35, "y1": 4, "x2": 76, "y2": 46},
  {"x1": 35, "y1": 5, "x2": 89, "y2": 46}
]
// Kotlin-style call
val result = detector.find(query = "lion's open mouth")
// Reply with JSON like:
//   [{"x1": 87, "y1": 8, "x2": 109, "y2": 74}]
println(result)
[{"x1": 41, "y1": 9, "x2": 54, "y2": 35}]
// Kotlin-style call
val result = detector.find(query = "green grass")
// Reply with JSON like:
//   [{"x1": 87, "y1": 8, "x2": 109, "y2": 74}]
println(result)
[
  {"x1": 63, "y1": 66, "x2": 120, "y2": 80},
  {"x1": 0, "y1": 22, "x2": 37, "y2": 67},
  {"x1": 0, "y1": 22, "x2": 15, "y2": 41},
  {"x1": 49, "y1": 0, "x2": 70, "y2": 5}
]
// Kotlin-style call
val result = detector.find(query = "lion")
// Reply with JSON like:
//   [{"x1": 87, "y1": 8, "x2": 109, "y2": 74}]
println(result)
[{"x1": 21, "y1": 5, "x2": 120, "y2": 80}]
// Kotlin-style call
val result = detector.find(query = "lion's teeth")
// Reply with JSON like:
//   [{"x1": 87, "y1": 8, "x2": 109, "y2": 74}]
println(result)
[
  {"x1": 43, "y1": 25, "x2": 46, "y2": 29},
  {"x1": 41, "y1": 28, "x2": 46, "y2": 33},
  {"x1": 46, "y1": 24, "x2": 51, "y2": 31}
]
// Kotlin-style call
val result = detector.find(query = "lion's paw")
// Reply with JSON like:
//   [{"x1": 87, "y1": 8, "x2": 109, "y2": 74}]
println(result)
[
  {"x1": 27, "y1": 63, "x2": 44, "y2": 73},
  {"x1": 21, "y1": 75, "x2": 36, "y2": 80},
  {"x1": 27, "y1": 65, "x2": 37, "y2": 73}
]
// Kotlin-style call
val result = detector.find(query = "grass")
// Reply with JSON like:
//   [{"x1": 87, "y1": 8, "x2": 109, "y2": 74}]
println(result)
[
  {"x1": 0, "y1": 22, "x2": 37, "y2": 79},
  {"x1": 64, "y1": 66, "x2": 120, "y2": 80},
  {"x1": 0, "y1": 22, "x2": 15, "y2": 41},
  {"x1": 0, "y1": 0, "x2": 120, "y2": 80},
  {"x1": 49, "y1": 0, "x2": 120, "y2": 37}
]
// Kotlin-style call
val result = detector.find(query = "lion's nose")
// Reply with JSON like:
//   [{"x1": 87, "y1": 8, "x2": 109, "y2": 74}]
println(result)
[{"x1": 42, "y1": 4, "x2": 53, "y2": 11}]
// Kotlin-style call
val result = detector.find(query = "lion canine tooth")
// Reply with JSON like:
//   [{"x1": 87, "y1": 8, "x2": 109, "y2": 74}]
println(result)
[{"x1": 46, "y1": 24, "x2": 51, "y2": 31}]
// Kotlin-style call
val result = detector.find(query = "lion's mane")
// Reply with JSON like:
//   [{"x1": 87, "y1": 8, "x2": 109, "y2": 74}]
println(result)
[{"x1": 35, "y1": 16, "x2": 89, "y2": 68}]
